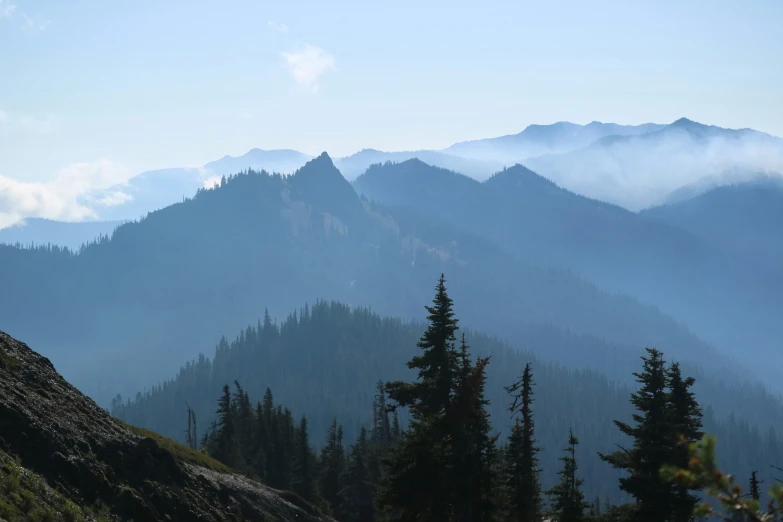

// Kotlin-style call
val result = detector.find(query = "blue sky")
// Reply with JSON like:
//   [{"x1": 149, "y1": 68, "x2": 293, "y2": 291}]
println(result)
[{"x1": 1, "y1": 0, "x2": 782, "y2": 188}]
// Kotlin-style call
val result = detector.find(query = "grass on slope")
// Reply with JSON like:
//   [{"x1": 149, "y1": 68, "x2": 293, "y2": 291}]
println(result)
[
  {"x1": 116, "y1": 420, "x2": 233, "y2": 474},
  {"x1": 0, "y1": 451, "x2": 112, "y2": 522}
]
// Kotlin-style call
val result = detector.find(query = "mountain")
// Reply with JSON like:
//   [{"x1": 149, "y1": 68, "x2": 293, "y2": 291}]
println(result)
[
  {"x1": 0, "y1": 154, "x2": 738, "y2": 405},
  {"x1": 642, "y1": 176, "x2": 783, "y2": 272},
  {"x1": 0, "y1": 218, "x2": 123, "y2": 250},
  {"x1": 352, "y1": 159, "x2": 783, "y2": 387},
  {"x1": 662, "y1": 169, "x2": 782, "y2": 204},
  {"x1": 524, "y1": 118, "x2": 783, "y2": 210},
  {"x1": 444, "y1": 121, "x2": 665, "y2": 163},
  {"x1": 204, "y1": 148, "x2": 314, "y2": 177},
  {"x1": 333, "y1": 149, "x2": 504, "y2": 181},
  {"x1": 0, "y1": 330, "x2": 329, "y2": 522}
]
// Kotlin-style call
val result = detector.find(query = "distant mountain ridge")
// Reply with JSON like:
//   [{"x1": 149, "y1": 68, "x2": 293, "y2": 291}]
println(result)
[
  {"x1": 0, "y1": 153, "x2": 741, "y2": 406},
  {"x1": 353, "y1": 159, "x2": 783, "y2": 387},
  {"x1": 7, "y1": 118, "x2": 779, "y2": 234}
]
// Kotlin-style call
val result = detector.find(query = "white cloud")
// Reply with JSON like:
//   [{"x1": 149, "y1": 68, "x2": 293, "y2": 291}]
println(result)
[
  {"x1": 0, "y1": 160, "x2": 133, "y2": 228},
  {"x1": 267, "y1": 21, "x2": 289, "y2": 33},
  {"x1": 281, "y1": 45, "x2": 336, "y2": 92},
  {"x1": 0, "y1": 0, "x2": 16, "y2": 18}
]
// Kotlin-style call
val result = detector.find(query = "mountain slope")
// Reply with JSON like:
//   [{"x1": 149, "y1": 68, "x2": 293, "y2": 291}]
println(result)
[
  {"x1": 524, "y1": 118, "x2": 783, "y2": 209},
  {"x1": 642, "y1": 177, "x2": 783, "y2": 272},
  {"x1": 0, "y1": 330, "x2": 330, "y2": 522},
  {"x1": 334, "y1": 148, "x2": 503, "y2": 180},
  {"x1": 352, "y1": 160, "x2": 783, "y2": 386},
  {"x1": 0, "y1": 154, "x2": 737, "y2": 404}
]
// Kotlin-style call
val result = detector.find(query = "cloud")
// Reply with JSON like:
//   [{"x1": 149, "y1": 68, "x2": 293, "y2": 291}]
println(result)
[
  {"x1": 267, "y1": 21, "x2": 289, "y2": 33},
  {"x1": 281, "y1": 45, "x2": 335, "y2": 92},
  {"x1": 0, "y1": 160, "x2": 133, "y2": 228},
  {"x1": 0, "y1": 0, "x2": 16, "y2": 18}
]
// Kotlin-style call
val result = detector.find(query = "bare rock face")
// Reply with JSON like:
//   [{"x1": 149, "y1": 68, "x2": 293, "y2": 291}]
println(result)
[{"x1": 0, "y1": 331, "x2": 331, "y2": 522}]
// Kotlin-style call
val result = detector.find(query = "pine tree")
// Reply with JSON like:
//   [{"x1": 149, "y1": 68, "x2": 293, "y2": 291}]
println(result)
[
  {"x1": 504, "y1": 363, "x2": 542, "y2": 522},
  {"x1": 377, "y1": 274, "x2": 462, "y2": 522},
  {"x1": 320, "y1": 419, "x2": 347, "y2": 518},
  {"x1": 599, "y1": 348, "x2": 675, "y2": 522},
  {"x1": 343, "y1": 427, "x2": 375, "y2": 522},
  {"x1": 666, "y1": 362, "x2": 703, "y2": 522},
  {"x1": 545, "y1": 429, "x2": 587, "y2": 522},
  {"x1": 212, "y1": 384, "x2": 236, "y2": 465},
  {"x1": 292, "y1": 416, "x2": 317, "y2": 502},
  {"x1": 449, "y1": 350, "x2": 499, "y2": 522},
  {"x1": 749, "y1": 471, "x2": 762, "y2": 501}
]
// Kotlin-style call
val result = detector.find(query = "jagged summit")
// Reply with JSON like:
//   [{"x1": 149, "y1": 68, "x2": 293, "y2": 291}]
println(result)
[{"x1": 0, "y1": 330, "x2": 330, "y2": 522}]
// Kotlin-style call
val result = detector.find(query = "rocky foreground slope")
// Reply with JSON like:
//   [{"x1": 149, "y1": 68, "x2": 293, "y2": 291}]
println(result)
[{"x1": 0, "y1": 330, "x2": 331, "y2": 522}]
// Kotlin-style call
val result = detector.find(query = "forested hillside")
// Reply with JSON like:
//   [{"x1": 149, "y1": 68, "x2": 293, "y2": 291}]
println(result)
[
  {"x1": 112, "y1": 297, "x2": 783, "y2": 506},
  {"x1": 0, "y1": 154, "x2": 739, "y2": 405},
  {"x1": 353, "y1": 159, "x2": 783, "y2": 387}
]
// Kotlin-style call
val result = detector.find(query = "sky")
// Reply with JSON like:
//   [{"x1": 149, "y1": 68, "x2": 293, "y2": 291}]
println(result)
[{"x1": 0, "y1": 0, "x2": 782, "y2": 201}]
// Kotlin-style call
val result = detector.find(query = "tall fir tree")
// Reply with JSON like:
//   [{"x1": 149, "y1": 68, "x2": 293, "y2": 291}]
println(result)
[
  {"x1": 504, "y1": 363, "x2": 543, "y2": 522},
  {"x1": 343, "y1": 427, "x2": 376, "y2": 522},
  {"x1": 545, "y1": 429, "x2": 588, "y2": 522},
  {"x1": 378, "y1": 274, "x2": 462, "y2": 522},
  {"x1": 292, "y1": 415, "x2": 318, "y2": 503},
  {"x1": 666, "y1": 362, "x2": 704, "y2": 522},
  {"x1": 320, "y1": 419, "x2": 347, "y2": 518},
  {"x1": 449, "y1": 346, "x2": 499, "y2": 522},
  {"x1": 599, "y1": 348, "x2": 676, "y2": 522}
]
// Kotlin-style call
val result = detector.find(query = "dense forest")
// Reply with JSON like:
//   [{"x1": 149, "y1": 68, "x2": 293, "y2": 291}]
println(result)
[
  {"x1": 0, "y1": 155, "x2": 759, "y2": 406},
  {"x1": 113, "y1": 277, "x2": 783, "y2": 508}
]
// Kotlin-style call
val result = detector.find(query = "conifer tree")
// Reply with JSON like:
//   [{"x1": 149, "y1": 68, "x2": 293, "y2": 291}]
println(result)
[
  {"x1": 343, "y1": 427, "x2": 375, "y2": 522},
  {"x1": 449, "y1": 350, "x2": 499, "y2": 522},
  {"x1": 320, "y1": 419, "x2": 347, "y2": 518},
  {"x1": 292, "y1": 416, "x2": 318, "y2": 502},
  {"x1": 377, "y1": 274, "x2": 461, "y2": 522},
  {"x1": 212, "y1": 384, "x2": 237, "y2": 465},
  {"x1": 749, "y1": 471, "x2": 762, "y2": 501},
  {"x1": 546, "y1": 429, "x2": 587, "y2": 522},
  {"x1": 666, "y1": 362, "x2": 703, "y2": 522},
  {"x1": 600, "y1": 348, "x2": 675, "y2": 522},
  {"x1": 504, "y1": 363, "x2": 542, "y2": 522}
]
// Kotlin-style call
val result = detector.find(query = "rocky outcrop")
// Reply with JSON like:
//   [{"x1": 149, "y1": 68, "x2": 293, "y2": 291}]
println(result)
[{"x1": 0, "y1": 331, "x2": 331, "y2": 522}]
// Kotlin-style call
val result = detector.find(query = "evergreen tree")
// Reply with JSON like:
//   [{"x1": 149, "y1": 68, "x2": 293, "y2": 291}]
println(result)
[
  {"x1": 749, "y1": 471, "x2": 762, "y2": 501},
  {"x1": 292, "y1": 416, "x2": 318, "y2": 502},
  {"x1": 504, "y1": 363, "x2": 542, "y2": 522},
  {"x1": 599, "y1": 348, "x2": 674, "y2": 522},
  {"x1": 546, "y1": 429, "x2": 587, "y2": 522},
  {"x1": 320, "y1": 419, "x2": 347, "y2": 518},
  {"x1": 212, "y1": 384, "x2": 237, "y2": 465},
  {"x1": 449, "y1": 350, "x2": 499, "y2": 522},
  {"x1": 343, "y1": 427, "x2": 375, "y2": 522},
  {"x1": 666, "y1": 362, "x2": 703, "y2": 522},
  {"x1": 377, "y1": 274, "x2": 461, "y2": 522}
]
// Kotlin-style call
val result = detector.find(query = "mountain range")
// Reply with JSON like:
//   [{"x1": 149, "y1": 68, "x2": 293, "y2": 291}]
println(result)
[
  {"x1": 4, "y1": 118, "x2": 777, "y2": 234},
  {"x1": 0, "y1": 153, "x2": 750, "y2": 399}
]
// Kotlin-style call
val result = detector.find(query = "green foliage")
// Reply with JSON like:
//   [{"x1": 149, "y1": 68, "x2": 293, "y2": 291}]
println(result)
[
  {"x1": 661, "y1": 434, "x2": 783, "y2": 521},
  {"x1": 546, "y1": 429, "x2": 588, "y2": 522},
  {"x1": 504, "y1": 363, "x2": 543, "y2": 522}
]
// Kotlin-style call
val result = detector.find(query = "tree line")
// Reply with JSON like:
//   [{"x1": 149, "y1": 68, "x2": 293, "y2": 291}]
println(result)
[{"x1": 193, "y1": 275, "x2": 722, "y2": 521}]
